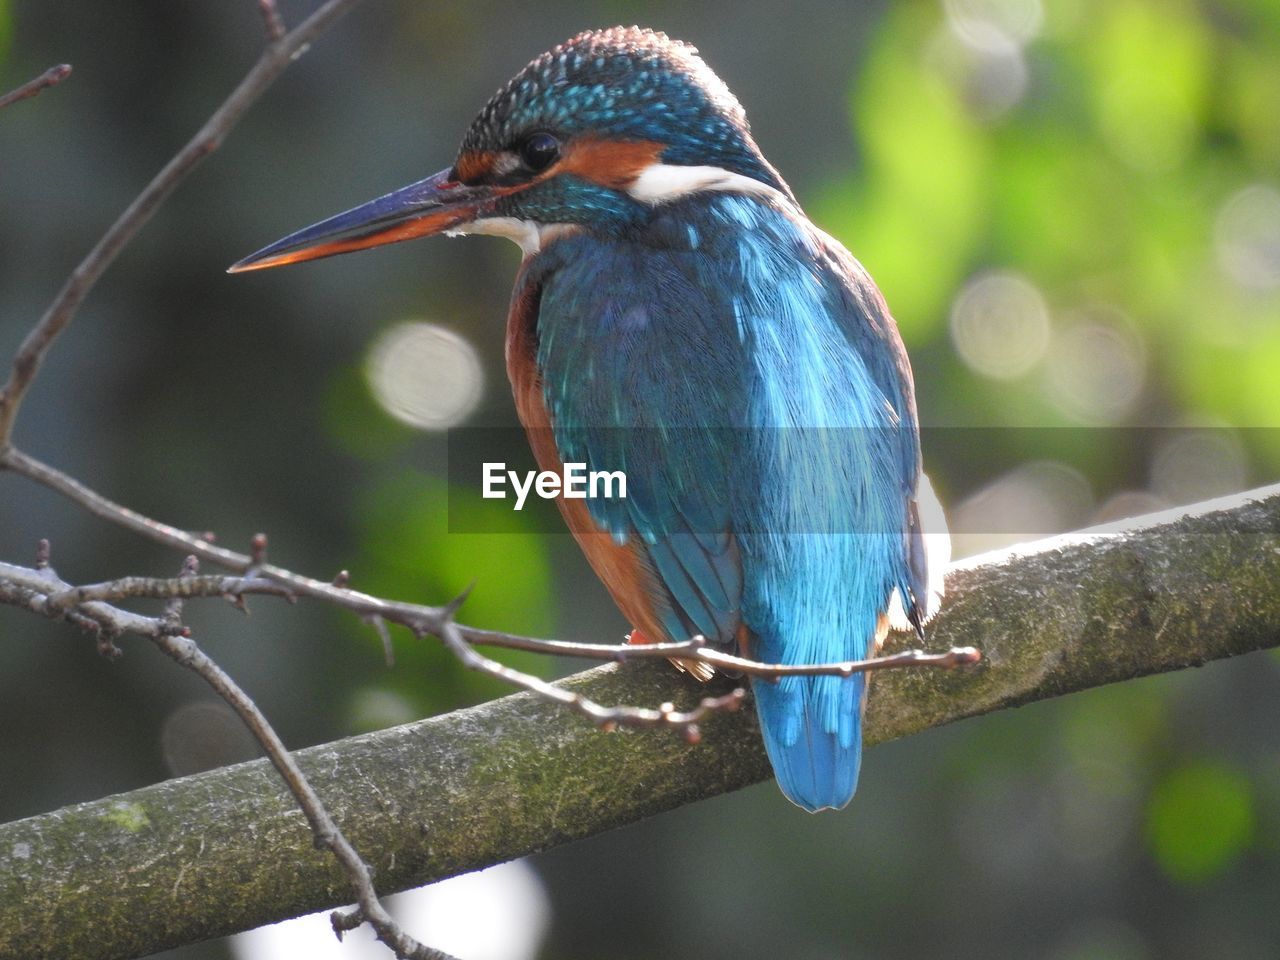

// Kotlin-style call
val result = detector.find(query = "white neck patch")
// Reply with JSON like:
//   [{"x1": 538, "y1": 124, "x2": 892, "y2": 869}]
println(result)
[
  {"x1": 626, "y1": 163, "x2": 789, "y2": 207},
  {"x1": 446, "y1": 218, "x2": 580, "y2": 257},
  {"x1": 447, "y1": 164, "x2": 786, "y2": 254}
]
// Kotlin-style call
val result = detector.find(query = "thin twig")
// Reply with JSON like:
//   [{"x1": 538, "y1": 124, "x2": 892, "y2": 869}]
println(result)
[
  {"x1": 693, "y1": 644, "x2": 980, "y2": 678},
  {"x1": 457, "y1": 626, "x2": 981, "y2": 677},
  {"x1": 436, "y1": 617, "x2": 747, "y2": 742},
  {"x1": 0, "y1": 560, "x2": 179, "y2": 638},
  {"x1": 43, "y1": 573, "x2": 293, "y2": 612},
  {"x1": 256, "y1": 0, "x2": 287, "y2": 41},
  {"x1": 0, "y1": 64, "x2": 71, "y2": 111},
  {"x1": 0, "y1": 545, "x2": 975, "y2": 750},
  {"x1": 0, "y1": 445, "x2": 439, "y2": 621},
  {"x1": 0, "y1": 557, "x2": 739, "y2": 738},
  {"x1": 0, "y1": 0, "x2": 369, "y2": 446},
  {"x1": 0, "y1": 447, "x2": 980, "y2": 683}
]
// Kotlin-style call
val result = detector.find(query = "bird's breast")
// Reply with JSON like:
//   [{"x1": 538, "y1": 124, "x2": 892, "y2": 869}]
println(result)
[{"x1": 504, "y1": 260, "x2": 674, "y2": 647}]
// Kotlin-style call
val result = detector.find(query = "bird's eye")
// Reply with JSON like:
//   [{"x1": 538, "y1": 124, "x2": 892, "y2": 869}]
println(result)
[{"x1": 518, "y1": 132, "x2": 560, "y2": 172}]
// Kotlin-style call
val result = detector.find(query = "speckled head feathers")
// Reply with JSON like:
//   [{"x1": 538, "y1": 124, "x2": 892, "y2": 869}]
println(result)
[{"x1": 458, "y1": 27, "x2": 784, "y2": 191}]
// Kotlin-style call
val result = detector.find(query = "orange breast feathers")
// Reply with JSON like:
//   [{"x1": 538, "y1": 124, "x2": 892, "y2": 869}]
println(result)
[{"x1": 504, "y1": 280, "x2": 673, "y2": 653}]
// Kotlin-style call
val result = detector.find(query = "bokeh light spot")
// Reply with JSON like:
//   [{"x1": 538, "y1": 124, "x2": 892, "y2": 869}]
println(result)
[
  {"x1": 951, "y1": 460, "x2": 1093, "y2": 556},
  {"x1": 346, "y1": 687, "x2": 419, "y2": 733},
  {"x1": 949, "y1": 270, "x2": 1050, "y2": 379},
  {"x1": 1214, "y1": 183, "x2": 1280, "y2": 291},
  {"x1": 1046, "y1": 311, "x2": 1146, "y2": 423},
  {"x1": 1146, "y1": 762, "x2": 1255, "y2": 884},
  {"x1": 1149, "y1": 427, "x2": 1248, "y2": 504},
  {"x1": 944, "y1": 0, "x2": 1044, "y2": 53},
  {"x1": 928, "y1": 24, "x2": 1031, "y2": 121},
  {"x1": 232, "y1": 860, "x2": 550, "y2": 960},
  {"x1": 160, "y1": 701, "x2": 260, "y2": 777},
  {"x1": 366, "y1": 322, "x2": 484, "y2": 430},
  {"x1": 966, "y1": 46, "x2": 1030, "y2": 120}
]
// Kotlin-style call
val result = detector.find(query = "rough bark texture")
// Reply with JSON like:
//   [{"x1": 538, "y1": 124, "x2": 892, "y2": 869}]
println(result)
[{"x1": 3, "y1": 485, "x2": 1279, "y2": 960}]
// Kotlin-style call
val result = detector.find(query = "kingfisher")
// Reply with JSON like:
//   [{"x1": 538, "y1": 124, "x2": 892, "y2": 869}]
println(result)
[{"x1": 231, "y1": 27, "x2": 948, "y2": 812}]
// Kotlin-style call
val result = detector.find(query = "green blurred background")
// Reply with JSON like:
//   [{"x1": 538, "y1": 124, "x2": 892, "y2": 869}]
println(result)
[{"x1": 2, "y1": 0, "x2": 1279, "y2": 957}]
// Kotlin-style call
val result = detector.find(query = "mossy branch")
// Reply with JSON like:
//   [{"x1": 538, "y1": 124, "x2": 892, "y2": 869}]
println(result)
[{"x1": 3, "y1": 485, "x2": 1279, "y2": 960}]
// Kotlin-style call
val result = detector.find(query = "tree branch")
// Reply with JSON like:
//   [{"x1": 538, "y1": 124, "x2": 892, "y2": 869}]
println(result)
[
  {"x1": 256, "y1": 0, "x2": 287, "y2": 41},
  {"x1": 3, "y1": 484, "x2": 1278, "y2": 960}
]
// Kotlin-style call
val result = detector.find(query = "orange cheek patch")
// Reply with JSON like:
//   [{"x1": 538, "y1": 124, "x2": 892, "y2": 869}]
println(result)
[
  {"x1": 555, "y1": 138, "x2": 665, "y2": 190},
  {"x1": 455, "y1": 150, "x2": 498, "y2": 183}
]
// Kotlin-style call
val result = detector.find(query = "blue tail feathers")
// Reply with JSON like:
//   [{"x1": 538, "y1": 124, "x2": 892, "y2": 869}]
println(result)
[{"x1": 751, "y1": 672, "x2": 866, "y2": 812}]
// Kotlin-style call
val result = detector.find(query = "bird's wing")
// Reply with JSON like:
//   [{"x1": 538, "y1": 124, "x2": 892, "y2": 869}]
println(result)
[{"x1": 814, "y1": 231, "x2": 949, "y2": 628}]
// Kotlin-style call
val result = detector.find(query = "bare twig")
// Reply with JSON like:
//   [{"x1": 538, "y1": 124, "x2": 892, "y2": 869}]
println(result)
[
  {"x1": 0, "y1": 0, "x2": 369, "y2": 446},
  {"x1": 0, "y1": 63, "x2": 71, "y2": 111},
  {"x1": 0, "y1": 447, "x2": 979, "y2": 686},
  {"x1": 43, "y1": 572, "x2": 293, "y2": 612},
  {"x1": 256, "y1": 0, "x2": 287, "y2": 41},
  {"x1": 0, "y1": 3, "x2": 468, "y2": 955},
  {"x1": 0, "y1": 445, "x2": 446, "y2": 622},
  {"x1": 0, "y1": 558, "x2": 742, "y2": 737},
  {"x1": 691, "y1": 643, "x2": 980, "y2": 678},
  {"x1": 0, "y1": 560, "x2": 180, "y2": 639},
  {"x1": 437, "y1": 618, "x2": 747, "y2": 743},
  {"x1": 8, "y1": 545, "x2": 965, "y2": 929},
  {"x1": 456, "y1": 627, "x2": 981, "y2": 678}
]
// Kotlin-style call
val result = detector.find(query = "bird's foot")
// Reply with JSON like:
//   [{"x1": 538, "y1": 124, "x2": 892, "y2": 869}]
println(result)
[{"x1": 627, "y1": 626, "x2": 716, "y2": 682}]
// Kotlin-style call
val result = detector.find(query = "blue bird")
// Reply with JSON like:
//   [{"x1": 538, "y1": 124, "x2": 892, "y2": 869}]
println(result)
[{"x1": 231, "y1": 27, "x2": 948, "y2": 812}]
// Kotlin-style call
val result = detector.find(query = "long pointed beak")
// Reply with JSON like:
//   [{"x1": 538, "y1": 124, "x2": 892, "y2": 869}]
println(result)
[{"x1": 228, "y1": 167, "x2": 499, "y2": 273}]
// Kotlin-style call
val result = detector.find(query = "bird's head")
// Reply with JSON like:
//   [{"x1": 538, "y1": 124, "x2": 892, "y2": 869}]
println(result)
[{"x1": 230, "y1": 27, "x2": 792, "y2": 271}]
